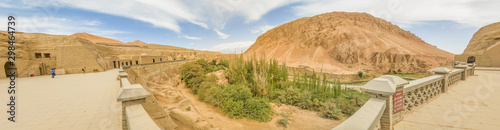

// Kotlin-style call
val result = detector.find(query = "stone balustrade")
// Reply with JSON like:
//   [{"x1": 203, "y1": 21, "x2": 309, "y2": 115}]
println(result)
[
  {"x1": 403, "y1": 75, "x2": 444, "y2": 113},
  {"x1": 122, "y1": 59, "x2": 195, "y2": 69},
  {"x1": 333, "y1": 98, "x2": 386, "y2": 130},
  {"x1": 333, "y1": 62, "x2": 475, "y2": 130},
  {"x1": 448, "y1": 69, "x2": 463, "y2": 86},
  {"x1": 117, "y1": 67, "x2": 160, "y2": 130}
]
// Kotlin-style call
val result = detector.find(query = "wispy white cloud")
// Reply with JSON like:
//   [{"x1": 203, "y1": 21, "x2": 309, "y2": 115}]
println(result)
[
  {"x1": 214, "y1": 29, "x2": 230, "y2": 39},
  {"x1": 178, "y1": 35, "x2": 201, "y2": 40},
  {"x1": 2, "y1": 0, "x2": 295, "y2": 36},
  {"x1": 209, "y1": 41, "x2": 254, "y2": 53},
  {"x1": 0, "y1": 16, "x2": 127, "y2": 37},
  {"x1": 251, "y1": 24, "x2": 276, "y2": 34},
  {"x1": 3, "y1": 0, "x2": 500, "y2": 41},
  {"x1": 293, "y1": 0, "x2": 500, "y2": 28},
  {"x1": 82, "y1": 20, "x2": 101, "y2": 26},
  {"x1": 0, "y1": 2, "x2": 13, "y2": 8}
]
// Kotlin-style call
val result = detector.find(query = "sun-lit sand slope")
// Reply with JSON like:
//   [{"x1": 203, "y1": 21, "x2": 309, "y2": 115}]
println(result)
[
  {"x1": 71, "y1": 32, "x2": 125, "y2": 44},
  {"x1": 462, "y1": 22, "x2": 500, "y2": 55},
  {"x1": 244, "y1": 12, "x2": 454, "y2": 75}
]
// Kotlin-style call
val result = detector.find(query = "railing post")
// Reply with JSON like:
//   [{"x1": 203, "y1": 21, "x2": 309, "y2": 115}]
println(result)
[
  {"x1": 378, "y1": 75, "x2": 408, "y2": 124},
  {"x1": 118, "y1": 66, "x2": 128, "y2": 87},
  {"x1": 467, "y1": 63, "x2": 475, "y2": 75},
  {"x1": 432, "y1": 67, "x2": 451, "y2": 93},
  {"x1": 455, "y1": 64, "x2": 468, "y2": 80},
  {"x1": 361, "y1": 75, "x2": 407, "y2": 130},
  {"x1": 117, "y1": 71, "x2": 152, "y2": 130}
]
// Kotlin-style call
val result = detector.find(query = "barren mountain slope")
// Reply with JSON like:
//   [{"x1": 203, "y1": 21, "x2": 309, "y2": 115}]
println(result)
[
  {"x1": 127, "y1": 40, "x2": 148, "y2": 46},
  {"x1": 244, "y1": 12, "x2": 454, "y2": 75},
  {"x1": 463, "y1": 22, "x2": 500, "y2": 55},
  {"x1": 71, "y1": 32, "x2": 125, "y2": 44}
]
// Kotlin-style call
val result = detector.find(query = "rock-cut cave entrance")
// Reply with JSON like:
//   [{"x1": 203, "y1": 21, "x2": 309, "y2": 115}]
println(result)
[
  {"x1": 467, "y1": 56, "x2": 476, "y2": 63},
  {"x1": 4, "y1": 62, "x2": 18, "y2": 77}
]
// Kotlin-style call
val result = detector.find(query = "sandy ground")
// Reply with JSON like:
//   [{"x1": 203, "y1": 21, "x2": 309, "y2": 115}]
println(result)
[
  {"x1": 0, "y1": 69, "x2": 121, "y2": 130},
  {"x1": 173, "y1": 83, "x2": 346, "y2": 130},
  {"x1": 393, "y1": 70, "x2": 500, "y2": 129}
]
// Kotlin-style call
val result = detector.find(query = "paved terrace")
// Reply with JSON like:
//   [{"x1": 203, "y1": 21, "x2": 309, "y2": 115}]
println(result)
[
  {"x1": 394, "y1": 70, "x2": 500, "y2": 129},
  {"x1": 0, "y1": 69, "x2": 121, "y2": 129}
]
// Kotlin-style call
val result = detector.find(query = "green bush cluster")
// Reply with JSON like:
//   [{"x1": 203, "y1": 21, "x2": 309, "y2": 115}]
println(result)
[
  {"x1": 358, "y1": 71, "x2": 364, "y2": 79},
  {"x1": 278, "y1": 118, "x2": 289, "y2": 128},
  {"x1": 179, "y1": 58, "x2": 272, "y2": 122},
  {"x1": 201, "y1": 85, "x2": 272, "y2": 122},
  {"x1": 179, "y1": 56, "x2": 369, "y2": 122},
  {"x1": 179, "y1": 59, "x2": 225, "y2": 94}
]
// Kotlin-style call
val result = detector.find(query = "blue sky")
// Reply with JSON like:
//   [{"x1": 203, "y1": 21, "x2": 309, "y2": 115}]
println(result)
[{"x1": 1, "y1": 0, "x2": 499, "y2": 54}]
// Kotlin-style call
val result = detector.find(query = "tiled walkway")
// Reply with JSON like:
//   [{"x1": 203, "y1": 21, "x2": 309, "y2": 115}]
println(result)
[
  {"x1": 0, "y1": 69, "x2": 121, "y2": 130},
  {"x1": 394, "y1": 70, "x2": 500, "y2": 130}
]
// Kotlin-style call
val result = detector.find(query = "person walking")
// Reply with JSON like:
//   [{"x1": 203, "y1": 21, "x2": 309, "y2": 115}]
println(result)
[
  {"x1": 82, "y1": 67, "x2": 86, "y2": 74},
  {"x1": 50, "y1": 68, "x2": 56, "y2": 78}
]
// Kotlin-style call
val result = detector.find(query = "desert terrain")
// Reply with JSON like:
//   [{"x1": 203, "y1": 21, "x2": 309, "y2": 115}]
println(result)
[
  {"x1": 244, "y1": 12, "x2": 454, "y2": 77},
  {"x1": 124, "y1": 61, "x2": 346, "y2": 130},
  {"x1": 0, "y1": 11, "x2": 465, "y2": 130}
]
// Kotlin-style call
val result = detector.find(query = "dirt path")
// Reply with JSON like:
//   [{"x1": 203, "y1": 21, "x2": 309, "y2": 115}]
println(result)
[{"x1": 174, "y1": 83, "x2": 346, "y2": 130}]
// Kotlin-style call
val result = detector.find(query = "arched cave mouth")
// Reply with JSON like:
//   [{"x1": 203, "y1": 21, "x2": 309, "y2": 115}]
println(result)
[{"x1": 467, "y1": 56, "x2": 476, "y2": 63}]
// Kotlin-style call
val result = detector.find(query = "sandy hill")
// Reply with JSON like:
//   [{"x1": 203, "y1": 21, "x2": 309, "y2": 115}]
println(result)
[
  {"x1": 71, "y1": 32, "x2": 125, "y2": 44},
  {"x1": 127, "y1": 40, "x2": 148, "y2": 46},
  {"x1": 244, "y1": 12, "x2": 454, "y2": 75},
  {"x1": 462, "y1": 22, "x2": 500, "y2": 55}
]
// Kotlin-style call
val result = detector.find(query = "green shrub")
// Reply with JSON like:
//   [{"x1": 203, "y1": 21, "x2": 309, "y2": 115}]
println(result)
[
  {"x1": 278, "y1": 118, "x2": 289, "y2": 128},
  {"x1": 179, "y1": 56, "x2": 370, "y2": 122},
  {"x1": 320, "y1": 99, "x2": 342, "y2": 120},
  {"x1": 186, "y1": 76, "x2": 206, "y2": 92},
  {"x1": 179, "y1": 62, "x2": 206, "y2": 90},
  {"x1": 358, "y1": 71, "x2": 363, "y2": 79},
  {"x1": 197, "y1": 75, "x2": 217, "y2": 100},
  {"x1": 279, "y1": 87, "x2": 301, "y2": 105},
  {"x1": 218, "y1": 59, "x2": 229, "y2": 68},
  {"x1": 297, "y1": 90, "x2": 313, "y2": 110},
  {"x1": 335, "y1": 90, "x2": 369, "y2": 115},
  {"x1": 205, "y1": 85, "x2": 272, "y2": 122}
]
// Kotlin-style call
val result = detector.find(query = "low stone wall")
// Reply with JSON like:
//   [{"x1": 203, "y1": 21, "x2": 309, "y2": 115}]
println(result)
[
  {"x1": 116, "y1": 67, "x2": 160, "y2": 130},
  {"x1": 403, "y1": 75, "x2": 444, "y2": 113},
  {"x1": 122, "y1": 59, "x2": 195, "y2": 69},
  {"x1": 332, "y1": 61, "x2": 475, "y2": 130},
  {"x1": 333, "y1": 98, "x2": 386, "y2": 130}
]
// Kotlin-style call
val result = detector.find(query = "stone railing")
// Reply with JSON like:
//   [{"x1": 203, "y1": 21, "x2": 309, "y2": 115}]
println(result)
[
  {"x1": 448, "y1": 69, "x2": 463, "y2": 87},
  {"x1": 403, "y1": 75, "x2": 444, "y2": 113},
  {"x1": 333, "y1": 98, "x2": 386, "y2": 130},
  {"x1": 122, "y1": 59, "x2": 195, "y2": 69},
  {"x1": 116, "y1": 67, "x2": 160, "y2": 130},
  {"x1": 333, "y1": 61, "x2": 474, "y2": 130}
]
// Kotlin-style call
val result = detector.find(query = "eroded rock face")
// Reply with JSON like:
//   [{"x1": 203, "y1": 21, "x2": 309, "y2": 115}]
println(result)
[{"x1": 244, "y1": 12, "x2": 454, "y2": 75}]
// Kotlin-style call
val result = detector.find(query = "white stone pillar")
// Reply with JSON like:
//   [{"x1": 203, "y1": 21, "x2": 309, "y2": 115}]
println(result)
[{"x1": 361, "y1": 75, "x2": 407, "y2": 130}]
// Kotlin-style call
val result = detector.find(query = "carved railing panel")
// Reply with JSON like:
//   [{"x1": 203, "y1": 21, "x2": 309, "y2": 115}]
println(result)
[
  {"x1": 403, "y1": 76, "x2": 443, "y2": 113},
  {"x1": 448, "y1": 70, "x2": 462, "y2": 87}
]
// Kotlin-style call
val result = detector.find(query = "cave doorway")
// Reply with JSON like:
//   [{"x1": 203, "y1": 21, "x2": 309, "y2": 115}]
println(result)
[
  {"x1": 467, "y1": 56, "x2": 476, "y2": 63},
  {"x1": 4, "y1": 62, "x2": 17, "y2": 77}
]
